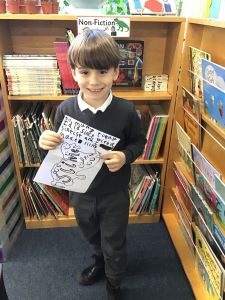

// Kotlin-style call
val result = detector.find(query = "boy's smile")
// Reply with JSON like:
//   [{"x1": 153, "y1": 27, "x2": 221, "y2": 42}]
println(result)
[{"x1": 73, "y1": 66, "x2": 119, "y2": 108}]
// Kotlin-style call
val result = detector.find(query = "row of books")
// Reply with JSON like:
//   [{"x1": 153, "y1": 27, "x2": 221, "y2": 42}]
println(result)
[
  {"x1": 189, "y1": 45, "x2": 225, "y2": 132},
  {"x1": 175, "y1": 118, "x2": 225, "y2": 299},
  {"x1": 129, "y1": 165, "x2": 160, "y2": 214},
  {"x1": 3, "y1": 54, "x2": 62, "y2": 96},
  {"x1": 171, "y1": 183, "x2": 224, "y2": 300},
  {"x1": 137, "y1": 104, "x2": 168, "y2": 160},
  {"x1": 22, "y1": 168, "x2": 69, "y2": 220},
  {"x1": 64, "y1": 29, "x2": 145, "y2": 89},
  {"x1": 3, "y1": 36, "x2": 145, "y2": 96},
  {"x1": 173, "y1": 159, "x2": 225, "y2": 300},
  {"x1": 12, "y1": 102, "x2": 55, "y2": 166},
  {"x1": 0, "y1": 92, "x2": 24, "y2": 262}
]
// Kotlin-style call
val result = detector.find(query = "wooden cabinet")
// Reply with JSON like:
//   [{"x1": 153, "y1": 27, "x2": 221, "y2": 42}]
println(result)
[
  {"x1": 162, "y1": 18, "x2": 225, "y2": 300},
  {"x1": 0, "y1": 15, "x2": 185, "y2": 229}
]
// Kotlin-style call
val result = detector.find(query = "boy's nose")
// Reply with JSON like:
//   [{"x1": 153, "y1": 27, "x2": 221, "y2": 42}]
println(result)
[{"x1": 89, "y1": 74, "x2": 99, "y2": 85}]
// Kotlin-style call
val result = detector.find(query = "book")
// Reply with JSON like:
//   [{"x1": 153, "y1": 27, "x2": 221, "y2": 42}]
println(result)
[
  {"x1": 173, "y1": 168, "x2": 193, "y2": 221},
  {"x1": 209, "y1": 0, "x2": 221, "y2": 19},
  {"x1": 53, "y1": 39, "x2": 79, "y2": 95},
  {"x1": 143, "y1": 104, "x2": 168, "y2": 159},
  {"x1": 114, "y1": 40, "x2": 144, "y2": 87},
  {"x1": 150, "y1": 115, "x2": 168, "y2": 159},
  {"x1": 183, "y1": 108, "x2": 200, "y2": 147},
  {"x1": 194, "y1": 224, "x2": 224, "y2": 300},
  {"x1": 191, "y1": 184, "x2": 214, "y2": 232},
  {"x1": 189, "y1": 46, "x2": 211, "y2": 99},
  {"x1": 192, "y1": 144, "x2": 221, "y2": 207},
  {"x1": 215, "y1": 174, "x2": 225, "y2": 200},
  {"x1": 148, "y1": 177, "x2": 160, "y2": 213},
  {"x1": 128, "y1": 0, "x2": 176, "y2": 15},
  {"x1": 172, "y1": 188, "x2": 193, "y2": 252},
  {"x1": 176, "y1": 121, "x2": 194, "y2": 177},
  {"x1": 202, "y1": 58, "x2": 225, "y2": 125},
  {"x1": 182, "y1": 86, "x2": 200, "y2": 121}
]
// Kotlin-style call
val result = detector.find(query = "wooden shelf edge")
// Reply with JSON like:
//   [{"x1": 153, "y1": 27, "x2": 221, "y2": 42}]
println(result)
[
  {"x1": 25, "y1": 212, "x2": 160, "y2": 229},
  {"x1": 19, "y1": 158, "x2": 164, "y2": 169},
  {"x1": 188, "y1": 18, "x2": 225, "y2": 29},
  {"x1": 0, "y1": 14, "x2": 185, "y2": 23},
  {"x1": 129, "y1": 213, "x2": 160, "y2": 224},
  {"x1": 25, "y1": 216, "x2": 77, "y2": 229},
  {"x1": 162, "y1": 213, "x2": 210, "y2": 300},
  {"x1": 8, "y1": 91, "x2": 172, "y2": 101}
]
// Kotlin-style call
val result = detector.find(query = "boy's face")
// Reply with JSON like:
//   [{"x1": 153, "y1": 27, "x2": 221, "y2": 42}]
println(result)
[{"x1": 72, "y1": 66, "x2": 119, "y2": 106}]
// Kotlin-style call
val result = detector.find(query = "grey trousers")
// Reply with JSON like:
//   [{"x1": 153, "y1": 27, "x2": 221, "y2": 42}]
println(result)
[{"x1": 72, "y1": 188, "x2": 130, "y2": 284}]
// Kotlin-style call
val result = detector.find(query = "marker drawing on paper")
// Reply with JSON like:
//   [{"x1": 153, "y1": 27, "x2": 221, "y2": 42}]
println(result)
[{"x1": 34, "y1": 115, "x2": 120, "y2": 193}]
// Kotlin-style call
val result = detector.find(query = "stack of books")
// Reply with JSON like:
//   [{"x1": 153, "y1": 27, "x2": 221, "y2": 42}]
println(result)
[
  {"x1": 143, "y1": 74, "x2": 168, "y2": 92},
  {"x1": 129, "y1": 165, "x2": 160, "y2": 214},
  {"x1": 12, "y1": 102, "x2": 55, "y2": 166},
  {"x1": 0, "y1": 92, "x2": 23, "y2": 262},
  {"x1": 141, "y1": 104, "x2": 168, "y2": 160},
  {"x1": 22, "y1": 168, "x2": 69, "y2": 220},
  {"x1": 3, "y1": 54, "x2": 62, "y2": 96}
]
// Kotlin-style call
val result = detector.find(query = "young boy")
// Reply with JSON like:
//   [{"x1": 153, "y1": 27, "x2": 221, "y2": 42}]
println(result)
[{"x1": 39, "y1": 29, "x2": 146, "y2": 300}]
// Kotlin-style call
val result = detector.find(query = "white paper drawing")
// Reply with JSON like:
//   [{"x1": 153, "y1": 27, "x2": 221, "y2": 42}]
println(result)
[{"x1": 34, "y1": 115, "x2": 120, "y2": 193}]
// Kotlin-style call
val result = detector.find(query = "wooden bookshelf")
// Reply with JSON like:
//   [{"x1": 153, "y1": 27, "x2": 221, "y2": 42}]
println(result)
[
  {"x1": 162, "y1": 18, "x2": 225, "y2": 300},
  {"x1": 0, "y1": 15, "x2": 185, "y2": 229}
]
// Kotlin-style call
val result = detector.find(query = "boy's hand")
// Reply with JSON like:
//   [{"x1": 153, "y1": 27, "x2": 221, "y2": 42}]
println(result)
[
  {"x1": 39, "y1": 130, "x2": 63, "y2": 150},
  {"x1": 100, "y1": 151, "x2": 126, "y2": 172}
]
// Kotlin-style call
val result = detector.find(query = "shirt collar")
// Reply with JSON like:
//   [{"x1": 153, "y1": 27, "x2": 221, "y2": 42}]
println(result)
[{"x1": 77, "y1": 91, "x2": 113, "y2": 114}]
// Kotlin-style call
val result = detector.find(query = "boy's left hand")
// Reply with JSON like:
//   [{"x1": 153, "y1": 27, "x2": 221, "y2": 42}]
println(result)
[{"x1": 100, "y1": 151, "x2": 126, "y2": 172}]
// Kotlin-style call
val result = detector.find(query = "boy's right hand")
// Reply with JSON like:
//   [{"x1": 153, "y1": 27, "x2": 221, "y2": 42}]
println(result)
[{"x1": 39, "y1": 130, "x2": 63, "y2": 150}]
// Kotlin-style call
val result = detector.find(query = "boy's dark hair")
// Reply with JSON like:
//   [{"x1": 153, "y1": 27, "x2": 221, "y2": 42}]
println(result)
[{"x1": 68, "y1": 29, "x2": 121, "y2": 70}]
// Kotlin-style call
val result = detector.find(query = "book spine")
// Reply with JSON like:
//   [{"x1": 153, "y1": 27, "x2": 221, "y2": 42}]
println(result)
[{"x1": 53, "y1": 41, "x2": 78, "y2": 93}]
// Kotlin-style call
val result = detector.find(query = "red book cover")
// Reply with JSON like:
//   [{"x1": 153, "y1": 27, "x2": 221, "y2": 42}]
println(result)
[
  {"x1": 43, "y1": 185, "x2": 69, "y2": 216},
  {"x1": 53, "y1": 40, "x2": 79, "y2": 95}
]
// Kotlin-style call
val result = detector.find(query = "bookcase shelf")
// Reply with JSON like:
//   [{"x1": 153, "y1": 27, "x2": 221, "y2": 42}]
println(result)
[
  {"x1": 8, "y1": 90, "x2": 172, "y2": 101},
  {"x1": 25, "y1": 210, "x2": 160, "y2": 229},
  {"x1": 0, "y1": 15, "x2": 185, "y2": 229},
  {"x1": 162, "y1": 18, "x2": 225, "y2": 300},
  {"x1": 19, "y1": 158, "x2": 164, "y2": 169}
]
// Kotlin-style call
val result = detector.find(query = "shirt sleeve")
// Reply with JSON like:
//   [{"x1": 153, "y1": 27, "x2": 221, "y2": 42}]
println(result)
[{"x1": 122, "y1": 104, "x2": 147, "y2": 164}]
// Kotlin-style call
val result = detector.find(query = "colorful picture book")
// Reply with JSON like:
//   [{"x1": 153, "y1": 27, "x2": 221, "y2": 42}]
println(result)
[
  {"x1": 202, "y1": 59, "x2": 225, "y2": 129},
  {"x1": 114, "y1": 40, "x2": 144, "y2": 87},
  {"x1": 189, "y1": 46, "x2": 211, "y2": 99},
  {"x1": 194, "y1": 224, "x2": 224, "y2": 300},
  {"x1": 128, "y1": 0, "x2": 176, "y2": 15},
  {"x1": 192, "y1": 144, "x2": 223, "y2": 216}
]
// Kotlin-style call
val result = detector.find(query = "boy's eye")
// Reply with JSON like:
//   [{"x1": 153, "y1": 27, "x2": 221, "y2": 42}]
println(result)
[
  {"x1": 99, "y1": 70, "x2": 108, "y2": 74},
  {"x1": 80, "y1": 70, "x2": 88, "y2": 75}
]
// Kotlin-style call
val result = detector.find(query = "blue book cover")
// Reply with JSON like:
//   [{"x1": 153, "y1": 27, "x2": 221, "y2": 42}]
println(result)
[
  {"x1": 202, "y1": 59, "x2": 225, "y2": 128},
  {"x1": 209, "y1": 0, "x2": 221, "y2": 19}
]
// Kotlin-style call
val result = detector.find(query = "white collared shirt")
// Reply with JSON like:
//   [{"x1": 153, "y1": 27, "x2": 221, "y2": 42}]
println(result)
[{"x1": 77, "y1": 91, "x2": 113, "y2": 114}]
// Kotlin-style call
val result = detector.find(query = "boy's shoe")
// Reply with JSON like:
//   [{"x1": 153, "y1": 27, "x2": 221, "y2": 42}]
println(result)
[
  {"x1": 106, "y1": 280, "x2": 121, "y2": 300},
  {"x1": 77, "y1": 264, "x2": 105, "y2": 285}
]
